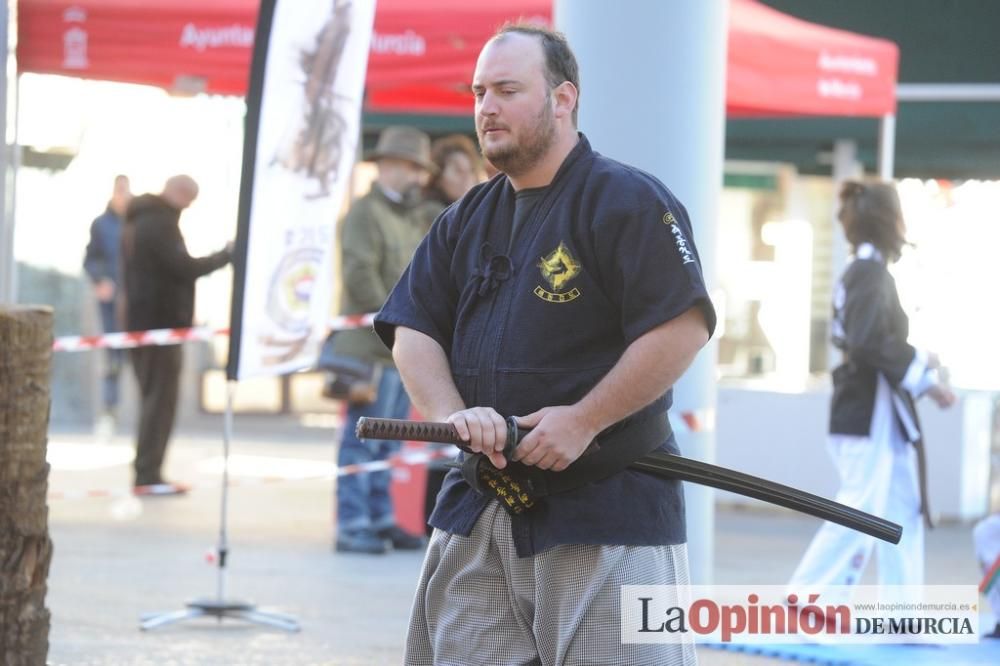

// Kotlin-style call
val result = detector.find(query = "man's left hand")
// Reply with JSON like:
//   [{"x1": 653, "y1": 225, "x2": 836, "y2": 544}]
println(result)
[{"x1": 511, "y1": 406, "x2": 598, "y2": 472}]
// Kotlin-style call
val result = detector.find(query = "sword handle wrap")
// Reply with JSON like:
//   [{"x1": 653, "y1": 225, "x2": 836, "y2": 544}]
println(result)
[
  {"x1": 356, "y1": 417, "x2": 464, "y2": 446},
  {"x1": 356, "y1": 416, "x2": 527, "y2": 459}
]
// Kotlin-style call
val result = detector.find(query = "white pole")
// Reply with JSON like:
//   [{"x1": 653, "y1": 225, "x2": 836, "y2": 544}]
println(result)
[
  {"x1": 555, "y1": 0, "x2": 727, "y2": 585},
  {"x1": 828, "y1": 140, "x2": 861, "y2": 373},
  {"x1": 897, "y1": 83, "x2": 1000, "y2": 102},
  {"x1": 0, "y1": 0, "x2": 16, "y2": 304},
  {"x1": 880, "y1": 82, "x2": 1000, "y2": 183},
  {"x1": 878, "y1": 113, "x2": 896, "y2": 181}
]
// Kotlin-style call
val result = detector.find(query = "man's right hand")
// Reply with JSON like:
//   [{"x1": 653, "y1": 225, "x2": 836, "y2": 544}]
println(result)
[
  {"x1": 94, "y1": 279, "x2": 115, "y2": 303},
  {"x1": 446, "y1": 406, "x2": 509, "y2": 469}
]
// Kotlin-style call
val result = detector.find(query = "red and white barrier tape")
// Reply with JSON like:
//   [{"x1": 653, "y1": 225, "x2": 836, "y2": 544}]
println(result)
[
  {"x1": 51, "y1": 313, "x2": 377, "y2": 352},
  {"x1": 47, "y1": 444, "x2": 458, "y2": 502},
  {"x1": 52, "y1": 327, "x2": 223, "y2": 352}
]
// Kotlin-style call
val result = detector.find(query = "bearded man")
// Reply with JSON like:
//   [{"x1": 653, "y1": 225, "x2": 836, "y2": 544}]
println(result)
[{"x1": 376, "y1": 25, "x2": 715, "y2": 665}]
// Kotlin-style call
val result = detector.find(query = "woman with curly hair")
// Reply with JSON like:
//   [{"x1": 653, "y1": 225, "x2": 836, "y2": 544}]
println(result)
[{"x1": 418, "y1": 134, "x2": 484, "y2": 231}]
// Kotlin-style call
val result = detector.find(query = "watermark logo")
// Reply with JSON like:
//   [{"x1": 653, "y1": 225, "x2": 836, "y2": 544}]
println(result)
[{"x1": 622, "y1": 585, "x2": 979, "y2": 645}]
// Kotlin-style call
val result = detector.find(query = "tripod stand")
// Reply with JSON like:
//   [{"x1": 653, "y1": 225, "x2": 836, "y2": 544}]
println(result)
[{"x1": 139, "y1": 380, "x2": 300, "y2": 632}]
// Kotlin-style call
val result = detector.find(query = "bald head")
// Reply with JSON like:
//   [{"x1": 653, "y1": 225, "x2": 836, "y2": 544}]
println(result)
[
  {"x1": 488, "y1": 24, "x2": 580, "y2": 125},
  {"x1": 162, "y1": 175, "x2": 199, "y2": 210}
]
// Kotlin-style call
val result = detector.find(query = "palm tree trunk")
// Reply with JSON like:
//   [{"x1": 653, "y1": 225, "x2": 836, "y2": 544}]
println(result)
[{"x1": 0, "y1": 306, "x2": 54, "y2": 665}]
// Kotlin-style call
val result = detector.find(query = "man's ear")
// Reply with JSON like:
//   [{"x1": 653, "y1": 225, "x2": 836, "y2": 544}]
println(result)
[{"x1": 552, "y1": 81, "x2": 578, "y2": 121}]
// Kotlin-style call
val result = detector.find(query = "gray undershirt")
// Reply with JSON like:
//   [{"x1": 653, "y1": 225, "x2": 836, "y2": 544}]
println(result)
[{"x1": 511, "y1": 187, "x2": 546, "y2": 253}]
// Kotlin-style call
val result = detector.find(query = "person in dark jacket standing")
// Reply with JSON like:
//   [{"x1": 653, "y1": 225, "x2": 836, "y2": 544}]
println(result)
[
  {"x1": 375, "y1": 25, "x2": 714, "y2": 664},
  {"x1": 789, "y1": 181, "x2": 955, "y2": 597},
  {"x1": 121, "y1": 175, "x2": 231, "y2": 495},
  {"x1": 83, "y1": 174, "x2": 131, "y2": 427}
]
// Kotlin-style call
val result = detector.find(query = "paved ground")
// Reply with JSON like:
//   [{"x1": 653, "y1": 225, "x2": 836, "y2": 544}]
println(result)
[{"x1": 40, "y1": 420, "x2": 986, "y2": 665}]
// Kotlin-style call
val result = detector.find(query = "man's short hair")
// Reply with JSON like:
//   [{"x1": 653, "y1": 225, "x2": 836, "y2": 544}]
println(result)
[{"x1": 495, "y1": 23, "x2": 580, "y2": 126}]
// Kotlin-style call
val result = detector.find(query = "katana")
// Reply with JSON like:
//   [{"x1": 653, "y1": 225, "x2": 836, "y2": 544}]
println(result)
[{"x1": 356, "y1": 416, "x2": 902, "y2": 544}]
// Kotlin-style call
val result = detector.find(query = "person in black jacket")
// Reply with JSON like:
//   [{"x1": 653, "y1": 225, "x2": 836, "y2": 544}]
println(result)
[
  {"x1": 121, "y1": 175, "x2": 231, "y2": 495},
  {"x1": 789, "y1": 181, "x2": 955, "y2": 597}
]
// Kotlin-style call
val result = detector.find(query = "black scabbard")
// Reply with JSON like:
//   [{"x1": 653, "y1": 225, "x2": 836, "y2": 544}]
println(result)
[
  {"x1": 356, "y1": 416, "x2": 902, "y2": 544},
  {"x1": 630, "y1": 451, "x2": 901, "y2": 544}
]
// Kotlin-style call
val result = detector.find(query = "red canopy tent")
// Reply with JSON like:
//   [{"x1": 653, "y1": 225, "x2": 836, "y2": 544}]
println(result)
[{"x1": 17, "y1": 0, "x2": 897, "y2": 118}]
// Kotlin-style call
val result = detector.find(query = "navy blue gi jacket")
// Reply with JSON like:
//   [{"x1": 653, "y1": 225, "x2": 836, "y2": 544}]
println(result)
[{"x1": 375, "y1": 135, "x2": 716, "y2": 556}]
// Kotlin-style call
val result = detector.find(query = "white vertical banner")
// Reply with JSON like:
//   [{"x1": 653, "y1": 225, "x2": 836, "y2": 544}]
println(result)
[{"x1": 227, "y1": 0, "x2": 376, "y2": 380}]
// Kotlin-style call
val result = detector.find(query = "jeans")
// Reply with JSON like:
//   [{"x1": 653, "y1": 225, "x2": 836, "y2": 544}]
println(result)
[
  {"x1": 336, "y1": 366, "x2": 411, "y2": 535},
  {"x1": 98, "y1": 300, "x2": 123, "y2": 411}
]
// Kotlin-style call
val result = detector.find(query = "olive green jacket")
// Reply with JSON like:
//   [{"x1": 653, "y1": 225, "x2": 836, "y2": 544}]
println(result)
[{"x1": 331, "y1": 183, "x2": 427, "y2": 365}]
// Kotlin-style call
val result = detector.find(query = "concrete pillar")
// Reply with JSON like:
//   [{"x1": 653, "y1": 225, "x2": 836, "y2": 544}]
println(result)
[{"x1": 555, "y1": 0, "x2": 727, "y2": 584}]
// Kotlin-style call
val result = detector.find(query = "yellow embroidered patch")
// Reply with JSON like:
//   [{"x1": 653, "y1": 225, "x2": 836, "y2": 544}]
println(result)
[
  {"x1": 478, "y1": 467, "x2": 535, "y2": 514},
  {"x1": 533, "y1": 286, "x2": 581, "y2": 303},
  {"x1": 535, "y1": 242, "x2": 582, "y2": 303}
]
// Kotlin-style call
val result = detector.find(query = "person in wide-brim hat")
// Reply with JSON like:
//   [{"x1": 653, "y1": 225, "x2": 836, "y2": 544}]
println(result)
[
  {"x1": 366, "y1": 125, "x2": 436, "y2": 173},
  {"x1": 331, "y1": 124, "x2": 435, "y2": 555}
]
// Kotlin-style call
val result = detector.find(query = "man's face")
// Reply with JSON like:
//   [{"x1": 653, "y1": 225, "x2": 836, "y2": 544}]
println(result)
[
  {"x1": 379, "y1": 158, "x2": 428, "y2": 199},
  {"x1": 472, "y1": 34, "x2": 556, "y2": 177},
  {"x1": 111, "y1": 177, "x2": 132, "y2": 214}
]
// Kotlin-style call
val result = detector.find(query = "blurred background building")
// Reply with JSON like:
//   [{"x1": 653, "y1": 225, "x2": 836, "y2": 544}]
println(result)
[{"x1": 6, "y1": 0, "x2": 999, "y2": 518}]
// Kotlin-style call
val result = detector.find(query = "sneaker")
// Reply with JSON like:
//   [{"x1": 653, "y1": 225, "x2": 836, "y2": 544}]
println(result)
[
  {"x1": 377, "y1": 525, "x2": 426, "y2": 551},
  {"x1": 133, "y1": 481, "x2": 191, "y2": 497},
  {"x1": 335, "y1": 529, "x2": 388, "y2": 555}
]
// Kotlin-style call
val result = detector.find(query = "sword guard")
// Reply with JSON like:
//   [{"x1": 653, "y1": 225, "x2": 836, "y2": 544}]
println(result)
[{"x1": 503, "y1": 415, "x2": 527, "y2": 459}]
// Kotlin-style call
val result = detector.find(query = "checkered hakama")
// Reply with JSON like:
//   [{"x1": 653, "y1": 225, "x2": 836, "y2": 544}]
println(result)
[{"x1": 404, "y1": 502, "x2": 696, "y2": 665}]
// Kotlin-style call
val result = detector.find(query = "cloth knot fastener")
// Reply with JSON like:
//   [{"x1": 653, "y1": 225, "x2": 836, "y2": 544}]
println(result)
[{"x1": 471, "y1": 242, "x2": 513, "y2": 297}]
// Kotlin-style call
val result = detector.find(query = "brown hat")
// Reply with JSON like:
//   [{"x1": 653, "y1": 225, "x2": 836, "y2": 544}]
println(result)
[{"x1": 366, "y1": 126, "x2": 434, "y2": 172}]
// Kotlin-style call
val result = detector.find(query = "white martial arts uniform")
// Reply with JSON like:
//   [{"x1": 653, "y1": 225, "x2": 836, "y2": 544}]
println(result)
[
  {"x1": 789, "y1": 373, "x2": 924, "y2": 589},
  {"x1": 790, "y1": 243, "x2": 938, "y2": 595}
]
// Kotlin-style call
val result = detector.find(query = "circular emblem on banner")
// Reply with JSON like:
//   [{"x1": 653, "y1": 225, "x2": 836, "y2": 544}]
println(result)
[{"x1": 266, "y1": 247, "x2": 323, "y2": 334}]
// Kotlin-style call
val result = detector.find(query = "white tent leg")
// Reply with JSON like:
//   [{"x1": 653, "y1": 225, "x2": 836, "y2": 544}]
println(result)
[{"x1": 878, "y1": 113, "x2": 896, "y2": 181}]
